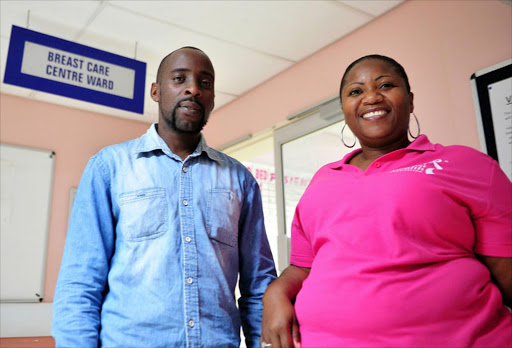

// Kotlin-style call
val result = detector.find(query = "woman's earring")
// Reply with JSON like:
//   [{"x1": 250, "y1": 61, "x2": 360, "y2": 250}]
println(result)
[
  {"x1": 341, "y1": 123, "x2": 356, "y2": 148},
  {"x1": 408, "y1": 113, "x2": 420, "y2": 139}
]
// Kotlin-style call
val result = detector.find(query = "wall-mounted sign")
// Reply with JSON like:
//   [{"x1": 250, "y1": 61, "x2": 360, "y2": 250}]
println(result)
[
  {"x1": 471, "y1": 59, "x2": 512, "y2": 181},
  {"x1": 3, "y1": 25, "x2": 146, "y2": 114}
]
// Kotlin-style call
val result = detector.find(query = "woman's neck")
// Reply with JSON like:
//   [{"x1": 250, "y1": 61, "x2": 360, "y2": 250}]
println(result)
[{"x1": 350, "y1": 137, "x2": 411, "y2": 170}]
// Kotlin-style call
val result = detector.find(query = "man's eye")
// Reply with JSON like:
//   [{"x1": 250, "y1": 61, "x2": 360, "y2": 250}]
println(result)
[
  {"x1": 173, "y1": 76, "x2": 185, "y2": 82},
  {"x1": 202, "y1": 80, "x2": 213, "y2": 88}
]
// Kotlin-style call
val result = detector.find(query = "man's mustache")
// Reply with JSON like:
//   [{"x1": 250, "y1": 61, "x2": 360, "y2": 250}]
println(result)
[{"x1": 177, "y1": 97, "x2": 205, "y2": 113}]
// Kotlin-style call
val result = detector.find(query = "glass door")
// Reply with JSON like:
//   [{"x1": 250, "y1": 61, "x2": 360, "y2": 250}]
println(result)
[{"x1": 273, "y1": 97, "x2": 359, "y2": 271}]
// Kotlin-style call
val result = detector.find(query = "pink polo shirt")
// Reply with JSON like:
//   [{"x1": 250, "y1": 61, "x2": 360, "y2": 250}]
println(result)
[{"x1": 290, "y1": 135, "x2": 512, "y2": 347}]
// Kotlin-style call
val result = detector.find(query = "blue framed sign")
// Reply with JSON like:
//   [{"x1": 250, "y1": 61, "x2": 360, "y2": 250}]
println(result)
[{"x1": 3, "y1": 25, "x2": 146, "y2": 114}]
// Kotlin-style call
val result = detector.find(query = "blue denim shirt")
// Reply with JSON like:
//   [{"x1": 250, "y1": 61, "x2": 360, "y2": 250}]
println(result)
[{"x1": 52, "y1": 124, "x2": 276, "y2": 348}]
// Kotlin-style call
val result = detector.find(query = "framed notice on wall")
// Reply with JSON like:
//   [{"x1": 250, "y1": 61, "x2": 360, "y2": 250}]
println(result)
[{"x1": 470, "y1": 59, "x2": 512, "y2": 181}]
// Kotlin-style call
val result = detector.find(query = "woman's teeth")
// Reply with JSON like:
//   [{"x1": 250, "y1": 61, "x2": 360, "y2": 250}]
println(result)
[{"x1": 362, "y1": 110, "x2": 387, "y2": 119}]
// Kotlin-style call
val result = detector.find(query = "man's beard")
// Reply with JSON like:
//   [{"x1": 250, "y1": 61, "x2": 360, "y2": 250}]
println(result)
[{"x1": 164, "y1": 99, "x2": 208, "y2": 134}]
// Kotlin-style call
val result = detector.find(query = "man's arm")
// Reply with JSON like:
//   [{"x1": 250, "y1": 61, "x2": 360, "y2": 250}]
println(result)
[
  {"x1": 238, "y1": 179, "x2": 277, "y2": 348},
  {"x1": 52, "y1": 155, "x2": 115, "y2": 347}
]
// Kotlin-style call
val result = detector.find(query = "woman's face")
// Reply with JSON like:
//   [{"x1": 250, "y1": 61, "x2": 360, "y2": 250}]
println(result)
[{"x1": 341, "y1": 59, "x2": 413, "y2": 149}]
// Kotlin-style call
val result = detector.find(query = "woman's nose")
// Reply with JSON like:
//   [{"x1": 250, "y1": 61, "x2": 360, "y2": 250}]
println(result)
[{"x1": 363, "y1": 89, "x2": 383, "y2": 104}]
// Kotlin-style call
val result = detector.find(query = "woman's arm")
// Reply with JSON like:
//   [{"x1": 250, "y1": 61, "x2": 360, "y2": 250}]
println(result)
[
  {"x1": 477, "y1": 255, "x2": 512, "y2": 308},
  {"x1": 261, "y1": 265, "x2": 311, "y2": 348}
]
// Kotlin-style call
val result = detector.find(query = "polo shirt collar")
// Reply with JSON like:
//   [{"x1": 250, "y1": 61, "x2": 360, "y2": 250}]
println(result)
[
  {"x1": 133, "y1": 123, "x2": 223, "y2": 163},
  {"x1": 328, "y1": 134, "x2": 435, "y2": 169},
  {"x1": 407, "y1": 134, "x2": 435, "y2": 152}
]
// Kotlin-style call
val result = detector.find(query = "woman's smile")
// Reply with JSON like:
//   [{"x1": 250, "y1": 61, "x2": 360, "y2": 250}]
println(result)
[{"x1": 361, "y1": 109, "x2": 388, "y2": 120}]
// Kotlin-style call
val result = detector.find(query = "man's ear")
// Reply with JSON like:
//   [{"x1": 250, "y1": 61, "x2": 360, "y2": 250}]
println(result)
[{"x1": 150, "y1": 82, "x2": 160, "y2": 102}]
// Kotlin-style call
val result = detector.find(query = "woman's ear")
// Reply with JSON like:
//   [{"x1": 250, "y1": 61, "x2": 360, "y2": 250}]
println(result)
[{"x1": 409, "y1": 92, "x2": 414, "y2": 113}]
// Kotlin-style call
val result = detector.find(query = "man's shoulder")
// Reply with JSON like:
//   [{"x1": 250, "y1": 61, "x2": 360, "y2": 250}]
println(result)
[
  {"x1": 205, "y1": 148, "x2": 260, "y2": 183},
  {"x1": 93, "y1": 137, "x2": 142, "y2": 162},
  {"x1": 207, "y1": 148, "x2": 247, "y2": 170}
]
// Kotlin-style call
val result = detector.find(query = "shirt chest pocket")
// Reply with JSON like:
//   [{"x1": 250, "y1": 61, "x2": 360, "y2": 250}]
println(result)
[
  {"x1": 119, "y1": 188, "x2": 168, "y2": 241},
  {"x1": 206, "y1": 189, "x2": 241, "y2": 247}
]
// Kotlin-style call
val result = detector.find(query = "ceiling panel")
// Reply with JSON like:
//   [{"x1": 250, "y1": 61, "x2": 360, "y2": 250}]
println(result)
[
  {"x1": 83, "y1": 3, "x2": 294, "y2": 96},
  {"x1": 111, "y1": 0, "x2": 373, "y2": 61},
  {"x1": 337, "y1": 0, "x2": 404, "y2": 16},
  {"x1": 0, "y1": 1, "x2": 101, "y2": 40},
  {"x1": 0, "y1": 0, "x2": 405, "y2": 124}
]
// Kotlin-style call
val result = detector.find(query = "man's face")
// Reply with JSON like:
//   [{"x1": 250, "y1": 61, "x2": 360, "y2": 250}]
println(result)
[{"x1": 151, "y1": 48, "x2": 215, "y2": 134}]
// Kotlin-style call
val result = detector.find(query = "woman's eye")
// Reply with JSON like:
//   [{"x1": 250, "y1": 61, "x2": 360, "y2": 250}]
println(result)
[
  {"x1": 348, "y1": 89, "x2": 361, "y2": 96},
  {"x1": 380, "y1": 82, "x2": 394, "y2": 89}
]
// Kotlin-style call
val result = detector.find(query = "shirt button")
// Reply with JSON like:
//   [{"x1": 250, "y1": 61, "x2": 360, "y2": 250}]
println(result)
[
  {"x1": 182, "y1": 167, "x2": 187, "y2": 173},
  {"x1": 185, "y1": 237, "x2": 192, "y2": 243},
  {"x1": 183, "y1": 200, "x2": 188, "y2": 206},
  {"x1": 187, "y1": 277, "x2": 193, "y2": 284},
  {"x1": 188, "y1": 320, "x2": 194, "y2": 328},
  {"x1": 374, "y1": 162, "x2": 381, "y2": 168}
]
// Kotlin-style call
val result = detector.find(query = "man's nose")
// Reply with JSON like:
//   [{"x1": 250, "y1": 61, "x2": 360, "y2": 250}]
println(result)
[{"x1": 185, "y1": 81, "x2": 201, "y2": 97}]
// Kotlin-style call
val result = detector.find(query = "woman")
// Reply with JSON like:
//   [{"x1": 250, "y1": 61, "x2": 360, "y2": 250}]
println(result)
[{"x1": 260, "y1": 55, "x2": 512, "y2": 348}]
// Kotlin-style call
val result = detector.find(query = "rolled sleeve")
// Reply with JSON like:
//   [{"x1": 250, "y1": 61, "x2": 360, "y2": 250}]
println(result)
[{"x1": 289, "y1": 206, "x2": 315, "y2": 268}]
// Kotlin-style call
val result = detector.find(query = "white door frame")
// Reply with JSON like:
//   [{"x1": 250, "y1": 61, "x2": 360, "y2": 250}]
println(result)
[{"x1": 272, "y1": 95, "x2": 343, "y2": 272}]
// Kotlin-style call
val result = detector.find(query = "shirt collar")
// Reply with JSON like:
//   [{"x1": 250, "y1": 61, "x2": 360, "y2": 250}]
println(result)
[
  {"x1": 328, "y1": 134, "x2": 435, "y2": 170},
  {"x1": 406, "y1": 134, "x2": 435, "y2": 152},
  {"x1": 196, "y1": 134, "x2": 224, "y2": 162},
  {"x1": 133, "y1": 123, "x2": 223, "y2": 163}
]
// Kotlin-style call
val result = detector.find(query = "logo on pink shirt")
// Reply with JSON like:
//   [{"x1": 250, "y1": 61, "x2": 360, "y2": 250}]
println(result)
[{"x1": 391, "y1": 159, "x2": 447, "y2": 175}]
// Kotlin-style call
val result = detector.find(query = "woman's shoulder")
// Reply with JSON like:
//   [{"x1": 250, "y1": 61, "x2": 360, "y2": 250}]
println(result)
[
  {"x1": 424, "y1": 140, "x2": 505, "y2": 182},
  {"x1": 434, "y1": 141, "x2": 495, "y2": 164}
]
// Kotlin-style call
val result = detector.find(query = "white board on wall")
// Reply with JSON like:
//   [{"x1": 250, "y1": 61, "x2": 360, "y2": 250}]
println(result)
[{"x1": 0, "y1": 143, "x2": 55, "y2": 302}]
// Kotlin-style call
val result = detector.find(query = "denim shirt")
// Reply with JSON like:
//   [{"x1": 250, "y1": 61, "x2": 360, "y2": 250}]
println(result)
[{"x1": 52, "y1": 124, "x2": 277, "y2": 348}]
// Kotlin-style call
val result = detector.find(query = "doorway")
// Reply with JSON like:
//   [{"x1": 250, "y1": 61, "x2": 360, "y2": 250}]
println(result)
[{"x1": 273, "y1": 96, "x2": 359, "y2": 271}]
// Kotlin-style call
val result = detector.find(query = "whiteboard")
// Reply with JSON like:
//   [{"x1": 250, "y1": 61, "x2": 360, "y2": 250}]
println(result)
[
  {"x1": 470, "y1": 59, "x2": 512, "y2": 181},
  {"x1": 1, "y1": 144, "x2": 55, "y2": 302}
]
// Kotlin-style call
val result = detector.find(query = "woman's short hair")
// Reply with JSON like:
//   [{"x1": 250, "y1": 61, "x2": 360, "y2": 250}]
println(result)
[{"x1": 339, "y1": 55, "x2": 411, "y2": 101}]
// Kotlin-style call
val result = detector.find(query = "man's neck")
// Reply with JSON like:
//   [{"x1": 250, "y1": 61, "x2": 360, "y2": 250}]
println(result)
[{"x1": 157, "y1": 124, "x2": 201, "y2": 161}]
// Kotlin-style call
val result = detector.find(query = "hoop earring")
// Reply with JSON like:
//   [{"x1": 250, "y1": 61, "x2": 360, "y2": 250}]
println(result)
[
  {"x1": 408, "y1": 112, "x2": 420, "y2": 139},
  {"x1": 341, "y1": 123, "x2": 356, "y2": 148}
]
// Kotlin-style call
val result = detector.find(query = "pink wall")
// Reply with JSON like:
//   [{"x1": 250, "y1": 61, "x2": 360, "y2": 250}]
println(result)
[
  {"x1": 0, "y1": 0, "x2": 510, "y2": 306},
  {"x1": 0, "y1": 93, "x2": 149, "y2": 302},
  {"x1": 204, "y1": 0, "x2": 512, "y2": 150}
]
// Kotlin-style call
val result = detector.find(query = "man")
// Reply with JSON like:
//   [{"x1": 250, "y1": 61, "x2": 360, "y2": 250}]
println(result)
[{"x1": 52, "y1": 47, "x2": 277, "y2": 347}]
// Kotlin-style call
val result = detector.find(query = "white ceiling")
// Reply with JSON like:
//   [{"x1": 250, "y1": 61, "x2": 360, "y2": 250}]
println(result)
[{"x1": 0, "y1": 0, "x2": 404, "y2": 124}]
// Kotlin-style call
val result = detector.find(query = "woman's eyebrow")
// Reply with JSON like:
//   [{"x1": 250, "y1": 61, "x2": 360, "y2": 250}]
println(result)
[{"x1": 375, "y1": 75, "x2": 394, "y2": 81}]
